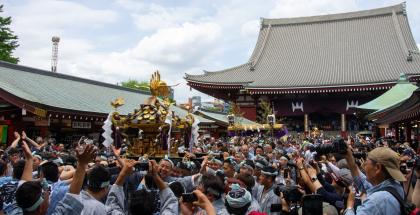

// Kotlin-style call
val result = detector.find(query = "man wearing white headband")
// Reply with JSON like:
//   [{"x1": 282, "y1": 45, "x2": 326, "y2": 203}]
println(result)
[
  {"x1": 156, "y1": 157, "x2": 200, "y2": 192},
  {"x1": 80, "y1": 165, "x2": 112, "y2": 214},
  {"x1": 257, "y1": 166, "x2": 281, "y2": 214}
]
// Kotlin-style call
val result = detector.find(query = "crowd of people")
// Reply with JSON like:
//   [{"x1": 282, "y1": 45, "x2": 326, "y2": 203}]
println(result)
[{"x1": 0, "y1": 131, "x2": 420, "y2": 215}]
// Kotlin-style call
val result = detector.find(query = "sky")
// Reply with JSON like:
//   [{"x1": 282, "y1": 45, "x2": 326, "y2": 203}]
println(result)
[{"x1": 2, "y1": 0, "x2": 420, "y2": 103}]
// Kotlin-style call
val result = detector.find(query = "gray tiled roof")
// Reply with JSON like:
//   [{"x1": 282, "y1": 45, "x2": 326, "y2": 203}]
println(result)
[
  {"x1": 0, "y1": 61, "x2": 211, "y2": 124},
  {"x1": 185, "y1": 3, "x2": 420, "y2": 89},
  {"x1": 0, "y1": 61, "x2": 150, "y2": 115},
  {"x1": 196, "y1": 109, "x2": 260, "y2": 126},
  {"x1": 169, "y1": 105, "x2": 214, "y2": 124}
]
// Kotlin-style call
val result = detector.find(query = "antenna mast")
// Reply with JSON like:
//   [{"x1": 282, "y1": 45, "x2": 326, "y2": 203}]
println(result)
[{"x1": 51, "y1": 36, "x2": 60, "y2": 72}]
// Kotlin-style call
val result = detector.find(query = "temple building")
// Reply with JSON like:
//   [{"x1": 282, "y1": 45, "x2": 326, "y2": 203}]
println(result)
[
  {"x1": 0, "y1": 61, "x2": 214, "y2": 145},
  {"x1": 185, "y1": 3, "x2": 420, "y2": 136}
]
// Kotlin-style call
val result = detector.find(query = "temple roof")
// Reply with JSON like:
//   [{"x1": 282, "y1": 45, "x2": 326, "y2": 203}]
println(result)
[
  {"x1": 195, "y1": 109, "x2": 260, "y2": 127},
  {"x1": 0, "y1": 61, "x2": 151, "y2": 115},
  {"x1": 358, "y1": 73, "x2": 418, "y2": 113},
  {"x1": 0, "y1": 61, "x2": 212, "y2": 124},
  {"x1": 185, "y1": 3, "x2": 420, "y2": 92}
]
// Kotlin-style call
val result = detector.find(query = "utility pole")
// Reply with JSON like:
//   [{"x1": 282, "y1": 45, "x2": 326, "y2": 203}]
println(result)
[{"x1": 51, "y1": 36, "x2": 60, "y2": 72}]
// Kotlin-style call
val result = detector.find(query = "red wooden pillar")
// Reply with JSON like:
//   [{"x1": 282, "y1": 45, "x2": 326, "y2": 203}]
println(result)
[
  {"x1": 379, "y1": 128, "x2": 386, "y2": 137},
  {"x1": 304, "y1": 114, "x2": 309, "y2": 137},
  {"x1": 341, "y1": 113, "x2": 347, "y2": 138}
]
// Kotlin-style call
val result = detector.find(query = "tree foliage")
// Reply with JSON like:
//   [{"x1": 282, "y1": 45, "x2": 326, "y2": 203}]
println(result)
[
  {"x1": 121, "y1": 79, "x2": 150, "y2": 91},
  {"x1": 0, "y1": 5, "x2": 19, "y2": 64},
  {"x1": 121, "y1": 79, "x2": 176, "y2": 104}
]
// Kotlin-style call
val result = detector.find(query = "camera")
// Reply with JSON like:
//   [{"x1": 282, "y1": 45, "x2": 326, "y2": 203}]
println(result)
[
  {"x1": 135, "y1": 162, "x2": 149, "y2": 171},
  {"x1": 352, "y1": 151, "x2": 367, "y2": 159},
  {"x1": 314, "y1": 139, "x2": 347, "y2": 155},
  {"x1": 274, "y1": 184, "x2": 303, "y2": 202},
  {"x1": 182, "y1": 193, "x2": 198, "y2": 203},
  {"x1": 272, "y1": 185, "x2": 302, "y2": 214},
  {"x1": 406, "y1": 156, "x2": 420, "y2": 168}
]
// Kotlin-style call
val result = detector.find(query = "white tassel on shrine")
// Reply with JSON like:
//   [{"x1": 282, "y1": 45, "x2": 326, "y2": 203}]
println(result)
[
  {"x1": 189, "y1": 116, "x2": 200, "y2": 152},
  {"x1": 101, "y1": 113, "x2": 113, "y2": 147},
  {"x1": 165, "y1": 110, "x2": 173, "y2": 156}
]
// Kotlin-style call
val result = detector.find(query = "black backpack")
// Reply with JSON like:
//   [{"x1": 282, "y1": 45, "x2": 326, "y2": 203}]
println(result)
[{"x1": 379, "y1": 186, "x2": 417, "y2": 215}]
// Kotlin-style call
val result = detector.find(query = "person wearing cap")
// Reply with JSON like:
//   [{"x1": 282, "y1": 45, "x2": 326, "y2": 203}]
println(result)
[
  {"x1": 32, "y1": 154, "x2": 42, "y2": 173},
  {"x1": 344, "y1": 147, "x2": 405, "y2": 215},
  {"x1": 225, "y1": 183, "x2": 254, "y2": 215},
  {"x1": 223, "y1": 157, "x2": 238, "y2": 179},
  {"x1": 156, "y1": 157, "x2": 200, "y2": 192},
  {"x1": 239, "y1": 160, "x2": 255, "y2": 176},
  {"x1": 257, "y1": 166, "x2": 281, "y2": 214},
  {"x1": 80, "y1": 165, "x2": 112, "y2": 214},
  {"x1": 253, "y1": 159, "x2": 268, "y2": 199},
  {"x1": 208, "y1": 157, "x2": 223, "y2": 171},
  {"x1": 5, "y1": 147, "x2": 20, "y2": 177}
]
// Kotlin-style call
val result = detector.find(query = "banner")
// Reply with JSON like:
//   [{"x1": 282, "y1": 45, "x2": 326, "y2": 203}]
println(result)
[{"x1": 0, "y1": 125, "x2": 8, "y2": 144}]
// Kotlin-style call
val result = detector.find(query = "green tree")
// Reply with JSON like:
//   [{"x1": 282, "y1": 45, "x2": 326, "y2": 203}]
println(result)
[
  {"x1": 121, "y1": 79, "x2": 176, "y2": 104},
  {"x1": 121, "y1": 79, "x2": 150, "y2": 91},
  {"x1": 0, "y1": 5, "x2": 19, "y2": 64}
]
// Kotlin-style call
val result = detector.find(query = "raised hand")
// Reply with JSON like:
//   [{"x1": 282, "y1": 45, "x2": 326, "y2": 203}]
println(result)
[
  {"x1": 21, "y1": 141, "x2": 32, "y2": 160},
  {"x1": 192, "y1": 190, "x2": 216, "y2": 215},
  {"x1": 70, "y1": 144, "x2": 95, "y2": 195},
  {"x1": 306, "y1": 166, "x2": 317, "y2": 178},
  {"x1": 296, "y1": 157, "x2": 304, "y2": 167},
  {"x1": 14, "y1": 131, "x2": 21, "y2": 140},
  {"x1": 115, "y1": 159, "x2": 139, "y2": 186},
  {"x1": 21, "y1": 131, "x2": 27, "y2": 140},
  {"x1": 21, "y1": 141, "x2": 33, "y2": 181},
  {"x1": 111, "y1": 145, "x2": 121, "y2": 157},
  {"x1": 121, "y1": 159, "x2": 139, "y2": 175},
  {"x1": 76, "y1": 144, "x2": 96, "y2": 166},
  {"x1": 149, "y1": 160, "x2": 159, "y2": 176}
]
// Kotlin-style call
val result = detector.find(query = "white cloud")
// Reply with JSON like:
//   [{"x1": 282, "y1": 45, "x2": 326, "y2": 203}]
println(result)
[
  {"x1": 130, "y1": 4, "x2": 204, "y2": 31},
  {"x1": 12, "y1": 0, "x2": 118, "y2": 30},
  {"x1": 48, "y1": 21, "x2": 222, "y2": 92},
  {"x1": 130, "y1": 22, "x2": 222, "y2": 67},
  {"x1": 3, "y1": 0, "x2": 419, "y2": 103},
  {"x1": 241, "y1": 19, "x2": 260, "y2": 37},
  {"x1": 269, "y1": 0, "x2": 358, "y2": 18}
]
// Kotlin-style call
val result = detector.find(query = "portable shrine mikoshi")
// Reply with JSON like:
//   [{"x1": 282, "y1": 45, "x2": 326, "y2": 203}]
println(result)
[{"x1": 109, "y1": 71, "x2": 195, "y2": 158}]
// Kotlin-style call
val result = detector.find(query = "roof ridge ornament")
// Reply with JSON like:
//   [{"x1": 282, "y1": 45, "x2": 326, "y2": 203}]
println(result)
[
  {"x1": 402, "y1": 2, "x2": 407, "y2": 15},
  {"x1": 407, "y1": 50, "x2": 419, "y2": 61},
  {"x1": 398, "y1": 73, "x2": 409, "y2": 83}
]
